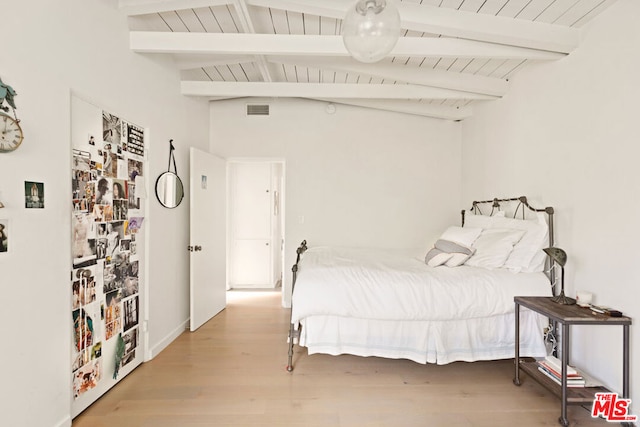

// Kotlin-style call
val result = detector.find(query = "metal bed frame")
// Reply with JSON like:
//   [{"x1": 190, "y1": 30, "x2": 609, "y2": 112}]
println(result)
[{"x1": 286, "y1": 196, "x2": 556, "y2": 372}]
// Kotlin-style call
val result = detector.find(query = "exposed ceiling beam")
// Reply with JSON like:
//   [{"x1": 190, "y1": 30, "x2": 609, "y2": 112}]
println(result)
[
  {"x1": 309, "y1": 98, "x2": 472, "y2": 121},
  {"x1": 131, "y1": 32, "x2": 565, "y2": 61},
  {"x1": 231, "y1": 0, "x2": 273, "y2": 83},
  {"x1": 119, "y1": 0, "x2": 232, "y2": 16},
  {"x1": 268, "y1": 56, "x2": 508, "y2": 97},
  {"x1": 180, "y1": 81, "x2": 496, "y2": 100},
  {"x1": 248, "y1": 0, "x2": 579, "y2": 53}
]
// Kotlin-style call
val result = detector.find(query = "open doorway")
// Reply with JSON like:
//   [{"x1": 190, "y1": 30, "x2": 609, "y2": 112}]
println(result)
[{"x1": 227, "y1": 159, "x2": 285, "y2": 294}]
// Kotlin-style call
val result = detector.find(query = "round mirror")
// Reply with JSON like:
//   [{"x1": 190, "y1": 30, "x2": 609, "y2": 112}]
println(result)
[{"x1": 155, "y1": 171, "x2": 184, "y2": 208}]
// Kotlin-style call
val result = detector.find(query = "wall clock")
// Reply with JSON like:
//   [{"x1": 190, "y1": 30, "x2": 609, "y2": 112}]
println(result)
[
  {"x1": 0, "y1": 113, "x2": 23, "y2": 153},
  {"x1": 0, "y1": 77, "x2": 22, "y2": 153}
]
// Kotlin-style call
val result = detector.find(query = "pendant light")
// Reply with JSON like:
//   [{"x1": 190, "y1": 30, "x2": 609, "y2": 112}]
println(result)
[{"x1": 342, "y1": 0, "x2": 401, "y2": 63}]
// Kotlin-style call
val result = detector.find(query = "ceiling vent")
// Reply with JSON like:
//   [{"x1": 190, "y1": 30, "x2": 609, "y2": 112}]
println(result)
[{"x1": 246, "y1": 104, "x2": 270, "y2": 116}]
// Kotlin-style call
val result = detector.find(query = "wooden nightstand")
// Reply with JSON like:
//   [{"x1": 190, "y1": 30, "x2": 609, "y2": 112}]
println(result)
[{"x1": 513, "y1": 296, "x2": 632, "y2": 427}]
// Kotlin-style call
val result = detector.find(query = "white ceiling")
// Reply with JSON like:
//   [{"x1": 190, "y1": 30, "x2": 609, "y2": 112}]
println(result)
[{"x1": 120, "y1": 0, "x2": 618, "y2": 120}]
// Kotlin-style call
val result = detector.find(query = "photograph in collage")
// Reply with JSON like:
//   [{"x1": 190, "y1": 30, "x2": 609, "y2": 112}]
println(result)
[
  {"x1": 0, "y1": 219, "x2": 8, "y2": 253},
  {"x1": 102, "y1": 111, "x2": 122, "y2": 145},
  {"x1": 72, "y1": 308, "x2": 95, "y2": 352},
  {"x1": 123, "y1": 296, "x2": 139, "y2": 332},
  {"x1": 72, "y1": 213, "x2": 97, "y2": 268},
  {"x1": 73, "y1": 359, "x2": 102, "y2": 399}
]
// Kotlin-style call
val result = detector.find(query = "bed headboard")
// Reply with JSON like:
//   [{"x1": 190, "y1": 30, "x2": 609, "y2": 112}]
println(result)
[{"x1": 462, "y1": 196, "x2": 556, "y2": 286}]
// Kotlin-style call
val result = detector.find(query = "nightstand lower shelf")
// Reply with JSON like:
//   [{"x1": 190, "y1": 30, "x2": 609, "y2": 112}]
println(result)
[{"x1": 519, "y1": 360, "x2": 610, "y2": 405}]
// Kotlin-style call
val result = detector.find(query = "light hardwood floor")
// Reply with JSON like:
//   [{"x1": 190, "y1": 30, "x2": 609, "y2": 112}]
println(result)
[{"x1": 73, "y1": 291, "x2": 612, "y2": 427}]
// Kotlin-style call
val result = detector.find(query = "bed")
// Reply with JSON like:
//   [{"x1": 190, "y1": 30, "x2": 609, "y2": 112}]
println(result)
[{"x1": 286, "y1": 196, "x2": 557, "y2": 372}]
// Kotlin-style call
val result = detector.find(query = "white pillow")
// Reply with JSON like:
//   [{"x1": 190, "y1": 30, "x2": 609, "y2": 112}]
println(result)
[
  {"x1": 525, "y1": 249, "x2": 548, "y2": 273},
  {"x1": 487, "y1": 213, "x2": 548, "y2": 273},
  {"x1": 465, "y1": 228, "x2": 526, "y2": 270},
  {"x1": 463, "y1": 211, "x2": 505, "y2": 229},
  {"x1": 446, "y1": 252, "x2": 472, "y2": 267},
  {"x1": 439, "y1": 226, "x2": 482, "y2": 247},
  {"x1": 426, "y1": 251, "x2": 453, "y2": 267},
  {"x1": 425, "y1": 226, "x2": 480, "y2": 268}
]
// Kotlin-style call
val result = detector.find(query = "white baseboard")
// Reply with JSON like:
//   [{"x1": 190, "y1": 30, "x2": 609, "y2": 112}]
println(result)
[
  {"x1": 55, "y1": 415, "x2": 72, "y2": 427},
  {"x1": 148, "y1": 319, "x2": 189, "y2": 359}
]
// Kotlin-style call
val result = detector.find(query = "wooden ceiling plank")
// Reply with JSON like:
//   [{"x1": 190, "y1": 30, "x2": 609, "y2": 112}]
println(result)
[
  {"x1": 286, "y1": 10, "x2": 305, "y2": 35},
  {"x1": 494, "y1": 0, "x2": 532, "y2": 18},
  {"x1": 120, "y1": 0, "x2": 233, "y2": 16},
  {"x1": 227, "y1": 63, "x2": 250, "y2": 82},
  {"x1": 180, "y1": 81, "x2": 497, "y2": 100},
  {"x1": 456, "y1": 0, "x2": 488, "y2": 13},
  {"x1": 319, "y1": 16, "x2": 339, "y2": 36},
  {"x1": 439, "y1": 0, "x2": 465, "y2": 9},
  {"x1": 180, "y1": 68, "x2": 211, "y2": 81},
  {"x1": 246, "y1": 5, "x2": 274, "y2": 33},
  {"x1": 571, "y1": 0, "x2": 618, "y2": 27},
  {"x1": 214, "y1": 65, "x2": 238, "y2": 81},
  {"x1": 475, "y1": 0, "x2": 509, "y2": 15},
  {"x1": 158, "y1": 11, "x2": 189, "y2": 32},
  {"x1": 514, "y1": 0, "x2": 556, "y2": 21},
  {"x1": 280, "y1": 63, "x2": 296, "y2": 83},
  {"x1": 432, "y1": 57, "x2": 457, "y2": 72},
  {"x1": 445, "y1": 57, "x2": 473, "y2": 73},
  {"x1": 130, "y1": 32, "x2": 565, "y2": 60},
  {"x1": 175, "y1": 55, "x2": 256, "y2": 70},
  {"x1": 534, "y1": 0, "x2": 581, "y2": 24},
  {"x1": 268, "y1": 8, "x2": 290, "y2": 34},
  {"x1": 552, "y1": 0, "x2": 611, "y2": 27},
  {"x1": 303, "y1": 12, "x2": 321, "y2": 36},
  {"x1": 193, "y1": 7, "x2": 224, "y2": 32},
  {"x1": 214, "y1": 5, "x2": 240, "y2": 32},
  {"x1": 176, "y1": 9, "x2": 207, "y2": 32}
]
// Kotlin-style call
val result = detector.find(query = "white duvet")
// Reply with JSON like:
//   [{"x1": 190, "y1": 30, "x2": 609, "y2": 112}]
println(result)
[{"x1": 291, "y1": 246, "x2": 552, "y2": 324}]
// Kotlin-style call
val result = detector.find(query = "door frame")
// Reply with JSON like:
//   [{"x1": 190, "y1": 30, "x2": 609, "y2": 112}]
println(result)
[{"x1": 226, "y1": 158, "x2": 286, "y2": 295}]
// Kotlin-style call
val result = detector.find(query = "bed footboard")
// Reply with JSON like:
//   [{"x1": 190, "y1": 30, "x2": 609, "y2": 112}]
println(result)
[{"x1": 286, "y1": 240, "x2": 307, "y2": 372}]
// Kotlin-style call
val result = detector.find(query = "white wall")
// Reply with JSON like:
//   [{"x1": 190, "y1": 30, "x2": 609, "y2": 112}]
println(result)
[
  {"x1": 210, "y1": 98, "x2": 462, "y2": 306},
  {"x1": 0, "y1": 1, "x2": 208, "y2": 426},
  {"x1": 461, "y1": 0, "x2": 639, "y2": 402}
]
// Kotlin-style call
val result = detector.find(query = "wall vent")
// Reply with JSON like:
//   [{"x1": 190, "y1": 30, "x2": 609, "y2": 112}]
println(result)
[{"x1": 246, "y1": 104, "x2": 270, "y2": 116}]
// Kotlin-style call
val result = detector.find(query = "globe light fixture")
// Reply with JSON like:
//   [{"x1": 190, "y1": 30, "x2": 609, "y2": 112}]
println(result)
[{"x1": 342, "y1": 0, "x2": 401, "y2": 63}]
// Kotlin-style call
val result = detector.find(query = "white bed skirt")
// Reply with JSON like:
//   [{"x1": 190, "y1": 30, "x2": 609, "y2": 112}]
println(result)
[{"x1": 298, "y1": 309, "x2": 547, "y2": 365}]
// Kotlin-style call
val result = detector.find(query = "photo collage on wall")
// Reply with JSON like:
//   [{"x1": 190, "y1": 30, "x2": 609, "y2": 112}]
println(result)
[{"x1": 71, "y1": 109, "x2": 145, "y2": 399}]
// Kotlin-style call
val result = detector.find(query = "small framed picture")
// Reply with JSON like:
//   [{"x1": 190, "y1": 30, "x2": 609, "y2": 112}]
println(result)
[
  {"x1": 0, "y1": 218, "x2": 8, "y2": 253},
  {"x1": 25, "y1": 181, "x2": 45, "y2": 209}
]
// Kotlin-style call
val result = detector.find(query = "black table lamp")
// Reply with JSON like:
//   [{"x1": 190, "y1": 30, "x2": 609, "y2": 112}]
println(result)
[{"x1": 544, "y1": 247, "x2": 576, "y2": 305}]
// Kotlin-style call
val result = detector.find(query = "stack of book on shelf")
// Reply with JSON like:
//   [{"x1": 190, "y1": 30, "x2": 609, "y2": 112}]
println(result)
[{"x1": 537, "y1": 356, "x2": 586, "y2": 388}]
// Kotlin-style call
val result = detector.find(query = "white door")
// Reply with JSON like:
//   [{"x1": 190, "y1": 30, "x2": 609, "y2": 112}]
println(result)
[
  {"x1": 229, "y1": 162, "x2": 273, "y2": 288},
  {"x1": 189, "y1": 148, "x2": 226, "y2": 331}
]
